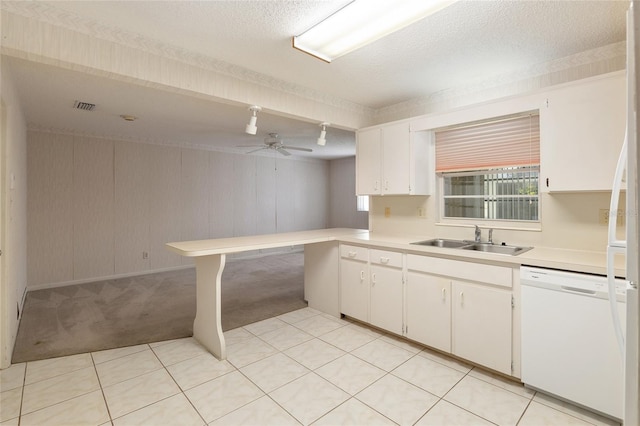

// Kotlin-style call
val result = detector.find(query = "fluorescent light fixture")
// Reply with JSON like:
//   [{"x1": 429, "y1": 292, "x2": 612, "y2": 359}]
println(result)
[
  {"x1": 245, "y1": 105, "x2": 261, "y2": 135},
  {"x1": 317, "y1": 122, "x2": 330, "y2": 146},
  {"x1": 293, "y1": 0, "x2": 457, "y2": 62}
]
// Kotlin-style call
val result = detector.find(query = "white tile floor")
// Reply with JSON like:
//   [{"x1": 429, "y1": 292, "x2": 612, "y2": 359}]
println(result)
[{"x1": 0, "y1": 307, "x2": 622, "y2": 426}]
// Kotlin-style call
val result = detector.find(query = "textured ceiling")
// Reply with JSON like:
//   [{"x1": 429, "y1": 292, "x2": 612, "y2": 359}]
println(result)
[{"x1": 2, "y1": 0, "x2": 629, "y2": 159}]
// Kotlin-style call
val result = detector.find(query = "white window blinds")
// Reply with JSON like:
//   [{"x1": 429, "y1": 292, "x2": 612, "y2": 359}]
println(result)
[{"x1": 435, "y1": 113, "x2": 540, "y2": 173}]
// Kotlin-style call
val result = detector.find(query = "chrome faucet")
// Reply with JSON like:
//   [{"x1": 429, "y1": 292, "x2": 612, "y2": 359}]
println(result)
[
  {"x1": 488, "y1": 228, "x2": 494, "y2": 244},
  {"x1": 474, "y1": 225, "x2": 481, "y2": 243}
]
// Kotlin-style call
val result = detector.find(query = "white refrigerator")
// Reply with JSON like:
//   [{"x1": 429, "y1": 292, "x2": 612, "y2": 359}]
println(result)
[{"x1": 607, "y1": 2, "x2": 639, "y2": 425}]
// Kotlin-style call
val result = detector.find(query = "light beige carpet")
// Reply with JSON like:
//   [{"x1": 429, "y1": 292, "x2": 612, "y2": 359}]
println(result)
[{"x1": 12, "y1": 252, "x2": 306, "y2": 363}]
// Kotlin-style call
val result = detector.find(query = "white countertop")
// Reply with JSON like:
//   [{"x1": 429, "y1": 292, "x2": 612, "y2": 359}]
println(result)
[
  {"x1": 166, "y1": 228, "x2": 369, "y2": 257},
  {"x1": 167, "y1": 228, "x2": 626, "y2": 277}
]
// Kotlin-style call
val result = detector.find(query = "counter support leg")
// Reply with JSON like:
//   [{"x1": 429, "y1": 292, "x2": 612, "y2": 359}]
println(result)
[{"x1": 193, "y1": 254, "x2": 226, "y2": 360}]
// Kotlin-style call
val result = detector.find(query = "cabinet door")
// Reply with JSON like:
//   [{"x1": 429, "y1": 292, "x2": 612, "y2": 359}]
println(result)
[
  {"x1": 381, "y1": 122, "x2": 411, "y2": 195},
  {"x1": 541, "y1": 74, "x2": 625, "y2": 192},
  {"x1": 369, "y1": 264, "x2": 403, "y2": 335},
  {"x1": 356, "y1": 128, "x2": 382, "y2": 195},
  {"x1": 452, "y1": 281, "x2": 512, "y2": 375},
  {"x1": 406, "y1": 272, "x2": 451, "y2": 352},
  {"x1": 340, "y1": 258, "x2": 369, "y2": 322}
]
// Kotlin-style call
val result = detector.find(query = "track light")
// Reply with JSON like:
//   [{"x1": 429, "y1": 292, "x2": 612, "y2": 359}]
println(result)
[
  {"x1": 317, "y1": 122, "x2": 330, "y2": 146},
  {"x1": 245, "y1": 105, "x2": 262, "y2": 135}
]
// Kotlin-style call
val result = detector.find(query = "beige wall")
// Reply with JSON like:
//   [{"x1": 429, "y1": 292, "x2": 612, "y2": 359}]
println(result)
[
  {"x1": 0, "y1": 63, "x2": 28, "y2": 368},
  {"x1": 369, "y1": 72, "x2": 625, "y2": 253},
  {"x1": 27, "y1": 131, "x2": 334, "y2": 289}
]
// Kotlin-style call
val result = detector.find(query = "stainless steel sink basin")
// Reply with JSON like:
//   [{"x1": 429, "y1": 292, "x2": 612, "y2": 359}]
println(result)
[
  {"x1": 411, "y1": 238, "x2": 470, "y2": 249},
  {"x1": 411, "y1": 239, "x2": 532, "y2": 256},
  {"x1": 461, "y1": 243, "x2": 533, "y2": 256}
]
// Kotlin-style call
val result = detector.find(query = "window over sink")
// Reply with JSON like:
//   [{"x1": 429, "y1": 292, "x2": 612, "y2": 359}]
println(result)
[{"x1": 436, "y1": 112, "x2": 540, "y2": 222}]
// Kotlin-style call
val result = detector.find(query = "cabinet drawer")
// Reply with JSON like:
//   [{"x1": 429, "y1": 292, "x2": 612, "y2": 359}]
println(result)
[
  {"x1": 340, "y1": 244, "x2": 368, "y2": 262},
  {"x1": 369, "y1": 249, "x2": 403, "y2": 268},
  {"x1": 407, "y1": 254, "x2": 512, "y2": 288}
]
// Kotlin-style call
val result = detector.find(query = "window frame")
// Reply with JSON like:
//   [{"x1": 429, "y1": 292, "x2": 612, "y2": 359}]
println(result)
[
  {"x1": 356, "y1": 195, "x2": 369, "y2": 212},
  {"x1": 438, "y1": 166, "x2": 540, "y2": 224},
  {"x1": 434, "y1": 111, "x2": 542, "y2": 230}
]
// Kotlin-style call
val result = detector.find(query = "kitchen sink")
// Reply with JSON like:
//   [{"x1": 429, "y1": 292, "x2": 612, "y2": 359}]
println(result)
[
  {"x1": 411, "y1": 238, "x2": 471, "y2": 249},
  {"x1": 411, "y1": 239, "x2": 532, "y2": 256},
  {"x1": 461, "y1": 243, "x2": 533, "y2": 256}
]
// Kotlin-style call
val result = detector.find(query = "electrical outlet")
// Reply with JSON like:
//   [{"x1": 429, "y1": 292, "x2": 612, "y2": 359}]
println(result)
[
  {"x1": 417, "y1": 207, "x2": 426, "y2": 218},
  {"x1": 599, "y1": 209, "x2": 625, "y2": 226},
  {"x1": 142, "y1": 251, "x2": 149, "y2": 259},
  {"x1": 384, "y1": 207, "x2": 391, "y2": 218}
]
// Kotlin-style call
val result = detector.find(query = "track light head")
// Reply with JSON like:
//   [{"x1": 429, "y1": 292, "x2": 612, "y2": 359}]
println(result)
[
  {"x1": 317, "y1": 122, "x2": 330, "y2": 146},
  {"x1": 245, "y1": 105, "x2": 262, "y2": 135}
]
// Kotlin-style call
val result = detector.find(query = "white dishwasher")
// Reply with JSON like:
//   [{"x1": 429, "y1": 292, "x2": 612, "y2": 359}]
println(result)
[{"x1": 521, "y1": 266, "x2": 627, "y2": 420}]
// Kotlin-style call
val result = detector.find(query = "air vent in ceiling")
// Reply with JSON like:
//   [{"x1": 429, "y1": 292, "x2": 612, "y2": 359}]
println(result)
[{"x1": 73, "y1": 100, "x2": 96, "y2": 111}]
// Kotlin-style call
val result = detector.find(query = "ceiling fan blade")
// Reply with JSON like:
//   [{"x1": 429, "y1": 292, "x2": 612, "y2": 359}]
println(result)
[
  {"x1": 281, "y1": 145, "x2": 313, "y2": 152},
  {"x1": 277, "y1": 147, "x2": 292, "y2": 156},
  {"x1": 246, "y1": 147, "x2": 267, "y2": 154},
  {"x1": 237, "y1": 145, "x2": 265, "y2": 148}
]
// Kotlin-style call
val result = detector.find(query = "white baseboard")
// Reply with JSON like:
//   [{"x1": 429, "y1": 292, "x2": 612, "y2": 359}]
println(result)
[
  {"x1": 26, "y1": 247, "x2": 304, "y2": 292},
  {"x1": 27, "y1": 265, "x2": 193, "y2": 292}
]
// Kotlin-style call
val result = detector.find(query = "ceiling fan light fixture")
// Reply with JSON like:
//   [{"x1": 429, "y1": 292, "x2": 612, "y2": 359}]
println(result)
[
  {"x1": 292, "y1": 0, "x2": 458, "y2": 62},
  {"x1": 245, "y1": 105, "x2": 262, "y2": 135},
  {"x1": 120, "y1": 114, "x2": 137, "y2": 122},
  {"x1": 317, "y1": 122, "x2": 330, "y2": 146}
]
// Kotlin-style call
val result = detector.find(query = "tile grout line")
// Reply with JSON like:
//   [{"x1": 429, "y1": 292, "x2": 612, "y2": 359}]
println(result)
[
  {"x1": 90, "y1": 351, "x2": 115, "y2": 425},
  {"x1": 432, "y1": 366, "x2": 501, "y2": 426},
  {"x1": 18, "y1": 365, "x2": 100, "y2": 421},
  {"x1": 515, "y1": 397, "x2": 535, "y2": 426},
  {"x1": 17, "y1": 363, "x2": 26, "y2": 426},
  {"x1": 223, "y1": 315, "x2": 400, "y2": 425},
  {"x1": 9, "y1": 308, "x2": 619, "y2": 426},
  {"x1": 151, "y1": 346, "x2": 210, "y2": 426}
]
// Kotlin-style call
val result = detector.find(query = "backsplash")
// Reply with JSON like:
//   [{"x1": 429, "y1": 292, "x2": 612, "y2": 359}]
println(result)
[{"x1": 369, "y1": 192, "x2": 624, "y2": 252}]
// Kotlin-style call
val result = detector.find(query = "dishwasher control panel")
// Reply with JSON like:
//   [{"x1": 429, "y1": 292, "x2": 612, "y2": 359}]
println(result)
[{"x1": 521, "y1": 266, "x2": 627, "y2": 299}]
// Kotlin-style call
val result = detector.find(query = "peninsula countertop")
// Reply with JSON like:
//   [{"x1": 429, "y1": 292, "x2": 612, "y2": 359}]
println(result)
[
  {"x1": 165, "y1": 228, "x2": 369, "y2": 257},
  {"x1": 167, "y1": 228, "x2": 625, "y2": 277}
]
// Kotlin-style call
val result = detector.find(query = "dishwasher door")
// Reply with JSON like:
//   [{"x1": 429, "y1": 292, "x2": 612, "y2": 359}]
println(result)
[{"x1": 521, "y1": 267, "x2": 626, "y2": 420}]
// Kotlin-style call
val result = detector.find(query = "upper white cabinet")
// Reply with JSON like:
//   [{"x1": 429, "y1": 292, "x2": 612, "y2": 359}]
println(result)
[
  {"x1": 541, "y1": 73, "x2": 625, "y2": 192},
  {"x1": 356, "y1": 121, "x2": 432, "y2": 195},
  {"x1": 356, "y1": 127, "x2": 383, "y2": 195}
]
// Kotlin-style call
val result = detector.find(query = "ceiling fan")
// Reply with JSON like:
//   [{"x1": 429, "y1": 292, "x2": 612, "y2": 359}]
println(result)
[{"x1": 240, "y1": 133, "x2": 312, "y2": 156}]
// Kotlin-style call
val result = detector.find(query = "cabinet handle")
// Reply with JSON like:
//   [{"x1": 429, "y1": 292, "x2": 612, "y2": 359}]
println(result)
[
  {"x1": 348, "y1": 251, "x2": 357, "y2": 258},
  {"x1": 442, "y1": 288, "x2": 446, "y2": 301},
  {"x1": 380, "y1": 257, "x2": 390, "y2": 264},
  {"x1": 460, "y1": 291, "x2": 464, "y2": 306},
  {"x1": 360, "y1": 270, "x2": 365, "y2": 281},
  {"x1": 371, "y1": 273, "x2": 376, "y2": 285}
]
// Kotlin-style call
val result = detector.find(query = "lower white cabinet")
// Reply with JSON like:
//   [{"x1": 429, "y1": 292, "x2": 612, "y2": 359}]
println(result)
[
  {"x1": 405, "y1": 254, "x2": 515, "y2": 376},
  {"x1": 339, "y1": 245, "x2": 403, "y2": 334},
  {"x1": 340, "y1": 248, "x2": 517, "y2": 376},
  {"x1": 339, "y1": 245, "x2": 369, "y2": 323},
  {"x1": 452, "y1": 280, "x2": 513, "y2": 375},
  {"x1": 406, "y1": 271, "x2": 451, "y2": 353},
  {"x1": 369, "y1": 249, "x2": 403, "y2": 335}
]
